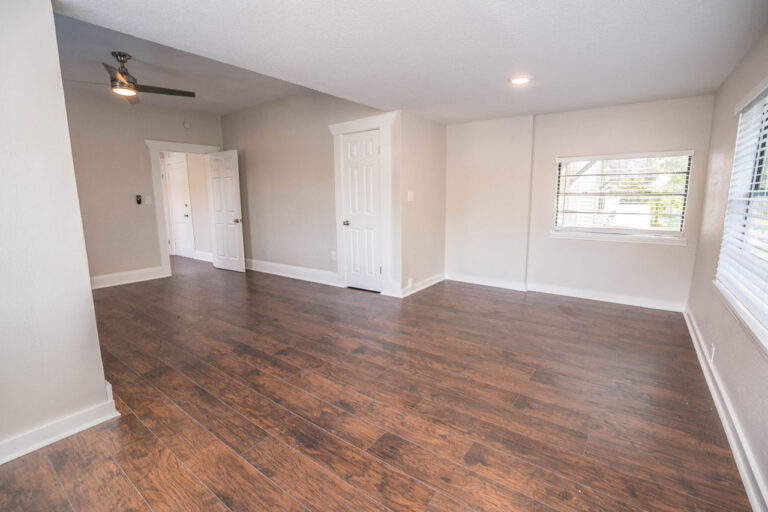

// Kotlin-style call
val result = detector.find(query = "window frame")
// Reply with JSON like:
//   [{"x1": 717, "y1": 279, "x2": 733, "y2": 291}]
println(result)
[
  {"x1": 552, "y1": 150, "x2": 694, "y2": 243},
  {"x1": 714, "y1": 90, "x2": 768, "y2": 357}
]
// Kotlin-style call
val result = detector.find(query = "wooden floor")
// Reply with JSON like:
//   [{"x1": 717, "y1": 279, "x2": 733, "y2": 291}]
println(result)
[{"x1": 1, "y1": 256, "x2": 749, "y2": 511}]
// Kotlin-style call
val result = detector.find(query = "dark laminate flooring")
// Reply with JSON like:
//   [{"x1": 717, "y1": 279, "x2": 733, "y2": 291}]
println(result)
[{"x1": 0, "y1": 256, "x2": 749, "y2": 511}]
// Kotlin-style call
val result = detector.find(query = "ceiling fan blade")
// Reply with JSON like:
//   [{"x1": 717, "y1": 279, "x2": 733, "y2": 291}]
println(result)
[
  {"x1": 102, "y1": 63, "x2": 130, "y2": 84},
  {"x1": 102, "y1": 62, "x2": 118, "y2": 80},
  {"x1": 135, "y1": 84, "x2": 195, "y2": 97}
]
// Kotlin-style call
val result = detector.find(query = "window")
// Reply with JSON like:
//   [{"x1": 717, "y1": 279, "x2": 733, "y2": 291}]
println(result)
[
  {"x1": 554, "y1": 152, "x2": 693, "y2": 238},
  {"x1": 715, "y1": 90, "x2": 768, "y2": 347}
]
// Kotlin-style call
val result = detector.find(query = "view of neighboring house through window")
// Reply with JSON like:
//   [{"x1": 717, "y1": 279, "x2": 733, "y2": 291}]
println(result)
[{"x1": 554, "y1": 152, "x2": 693, "y2": 237}]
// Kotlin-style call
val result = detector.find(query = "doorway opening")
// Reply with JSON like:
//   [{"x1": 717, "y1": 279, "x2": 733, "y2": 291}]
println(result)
[
  {"x1": 161, "y1": 151, "x2": 208, "y2": 261},
  {"x1": 146, "y1": 140, "x2": 245, "y2": 275}
]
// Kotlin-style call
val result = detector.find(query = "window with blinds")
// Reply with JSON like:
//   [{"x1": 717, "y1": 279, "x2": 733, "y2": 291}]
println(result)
[
  {"x1": 715, "y1": 90, "x2": 768, "y2": 341},
  {"x1": 554, "y1": 152, "x2": 693, "y2": 237}
]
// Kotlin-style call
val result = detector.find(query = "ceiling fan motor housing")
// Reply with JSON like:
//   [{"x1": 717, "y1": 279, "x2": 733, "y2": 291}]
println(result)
[{"x1": 111, "y1": 51, "x2": 131, "y2": 64}]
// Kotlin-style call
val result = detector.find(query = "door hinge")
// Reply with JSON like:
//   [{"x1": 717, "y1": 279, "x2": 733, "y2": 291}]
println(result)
[{"x1": 379, "y1": 266, "x2": 382, "y2": 274}]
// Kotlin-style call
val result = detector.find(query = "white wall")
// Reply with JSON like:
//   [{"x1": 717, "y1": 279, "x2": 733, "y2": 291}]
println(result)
[
  {"x1": 527, "y1": 96, "x2": 714, "y2": 310},
  {"x1": 445, "y1": 116, "x2": 534, "y2": 290},
  {"x1": 63, "y1": 85, "x2": 222, "y2": 277},
  {"x1": 687, "y1": 27, "x2": 768, "y2": 508},
  {"x1": 0, "y1": 0, "x2": 115, "y2": 461},
  {"x1": 401, "y1": 112, "x2": 447, "y2": 290},
  {"x1": 222, "y1": 90, "x2": 380, "y2": 271}
]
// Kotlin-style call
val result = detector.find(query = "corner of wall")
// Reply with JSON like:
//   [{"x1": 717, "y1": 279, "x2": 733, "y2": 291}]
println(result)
[{"x1": 0, "y1": 381, "x2": 118, "y2": 465}]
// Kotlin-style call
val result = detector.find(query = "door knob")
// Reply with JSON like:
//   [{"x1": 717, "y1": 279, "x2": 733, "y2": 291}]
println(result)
[
  {"x1": 184, "y1": 214, "x2": 189, "y2": 218},
  {"x1": 343, "y1": 220, "x2": 350, "y2": 226},
  {"x1": 233, "y1": 218, "x2": 241, "y2": 223}
]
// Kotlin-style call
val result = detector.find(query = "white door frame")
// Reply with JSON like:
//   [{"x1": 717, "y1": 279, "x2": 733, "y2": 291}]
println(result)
[
  {"x1": 329, "y1": 111, "x2": 401, "y2": 296},
  {"x1": 146, "y1": 140, "x2": 220, "y2": 277}
]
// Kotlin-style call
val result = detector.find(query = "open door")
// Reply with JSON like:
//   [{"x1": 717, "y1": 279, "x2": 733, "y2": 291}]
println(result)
[{"x1": 206, "y1": 150, "x2": 245, "y2": 272}]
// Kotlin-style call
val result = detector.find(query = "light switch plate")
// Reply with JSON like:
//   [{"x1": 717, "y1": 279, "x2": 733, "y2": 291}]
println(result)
[{"x1": 407, "y1": 190, "x2": 415, "y2": 202}]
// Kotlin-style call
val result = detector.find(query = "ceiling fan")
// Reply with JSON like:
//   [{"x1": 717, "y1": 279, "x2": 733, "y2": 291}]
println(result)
[{"x1": 102, "y1": 51, "x2": 195, "y2": 103}]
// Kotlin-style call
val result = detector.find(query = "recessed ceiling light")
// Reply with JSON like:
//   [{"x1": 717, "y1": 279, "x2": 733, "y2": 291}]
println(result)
[{"x1": 510, "y1": 76, "x2": 530, "y2": 86}]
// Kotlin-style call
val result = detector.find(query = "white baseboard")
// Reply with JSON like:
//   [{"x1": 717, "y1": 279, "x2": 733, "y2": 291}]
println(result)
[
  {"x1": 401, "y1": 273, "x2": 445, "y2": 298},
  {"x1": 245, "y1": 258, "x2": 344, "y2": 288},
  {"x1": 684, "y1": 311, "x2": 767, "y2": 512},
  {"x1": 0, "y1": 381, "x2": 119, "y2": 465},
  {"x1": 193, "y1": 250, "x2": 213, "y2": 262},
  {"x1": 526, "y1": 282, "x2": 684, "y2": 312},
  {"x1": 91, "y1": 266, "x2": 170, "y2": 290},
  {"x1": 444, "y1": 272, "x2": 527, "y2": 292},
  {"x1": 380, "y1": 280, "x2": 405, "y2": 298}
]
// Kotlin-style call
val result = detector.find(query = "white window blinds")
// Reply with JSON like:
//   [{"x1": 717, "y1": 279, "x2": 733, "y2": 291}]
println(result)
[
  {"x1": 716, "y1": 90, "x2": 768, "y2": 339},
  {"x1": 555, "y1": 152, "x2": 692, "y2": 236}
]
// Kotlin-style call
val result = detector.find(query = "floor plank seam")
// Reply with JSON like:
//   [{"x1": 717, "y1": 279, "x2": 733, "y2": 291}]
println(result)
[
  {"x1": 240, "y1": 436, "x2": 401, "y2": 512},
  {"x1": 105, "y1": 440, "x2": 157, "y2": 512},
  {"x1": 43, "y1": 451, "x2": 77, "y2": 512}
]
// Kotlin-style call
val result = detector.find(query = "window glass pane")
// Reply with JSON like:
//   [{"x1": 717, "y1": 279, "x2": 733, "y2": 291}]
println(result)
[{"x1": 555, "y1": 154, "x2": 691, "y2": 234}]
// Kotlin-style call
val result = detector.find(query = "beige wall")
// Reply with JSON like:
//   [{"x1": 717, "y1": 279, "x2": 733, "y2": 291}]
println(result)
[
  {"x1": 527, "y1": 96, "x2": 714, "y2": 310},
  {"x1": 687, "y1": 27, "x2": 768, "y2": 503},
  {"x1": 222, "y1": 89, "x2": 379, "y2": 270},
  {"x1": 63, "y1": 85, "x2": 222, "y2": 276},
  {"x1": 401, "y1": 112, "x2": 447, "y2": 288},
  {"x1": 185, "y1": 153, "x2": 212, "y2": 254},
  {"x1": 0, "y1": 0, "x2": 112, "y2": 450},
  {"x1": 445, "y1": 116, "x2": 534, "y2": 289},
  {"x1": 445, "y1": 97, "x2": 713, "y2": 309}
]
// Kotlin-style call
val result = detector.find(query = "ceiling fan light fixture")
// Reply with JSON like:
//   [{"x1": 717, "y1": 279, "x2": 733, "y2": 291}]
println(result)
[
  {"x1": 510, "y1": 76, "x2": 530, "y2": 86},
  {"x1": 111, "y1": 80, "x2": 137, "y2": 96},
  {"x1": 112, "y1": 87, "x2": 137, "y2": 97}
]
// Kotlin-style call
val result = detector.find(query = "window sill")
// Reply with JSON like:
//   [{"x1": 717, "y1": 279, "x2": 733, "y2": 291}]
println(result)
[
  {"x1": 713, "y1": 279, "x2": 768, "y2": 361},
  {"x1": 549, "y1": 230, "x2": 687, "y2": 246}
]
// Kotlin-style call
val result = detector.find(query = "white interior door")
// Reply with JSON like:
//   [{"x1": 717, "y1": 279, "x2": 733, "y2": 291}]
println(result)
[
  {"x1": 164, "y1": 152, "x2": 196, "y2": 258},
  {"x1": 206, "y1": 150, "x2": 245, "y2": 272},
  {"x1": 342, "y1": 130, "x2": 381, "y2": 291}
]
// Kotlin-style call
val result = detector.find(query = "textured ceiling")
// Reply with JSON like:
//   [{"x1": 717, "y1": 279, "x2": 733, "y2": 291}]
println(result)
[
  {"x1": 53, "y1": 0, "x2": 768, "y2": 122},
  {"x1": 55, "y1": 15, "x2": 305, "y2": 115}
]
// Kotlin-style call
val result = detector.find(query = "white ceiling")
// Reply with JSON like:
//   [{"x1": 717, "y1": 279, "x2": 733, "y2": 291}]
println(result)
[
  {"x1": 55, "y1": 15, "x2": 305, "y2": 115},
  {"x1": 53, "y1": 0, "x2": 768, "y2": 123}
]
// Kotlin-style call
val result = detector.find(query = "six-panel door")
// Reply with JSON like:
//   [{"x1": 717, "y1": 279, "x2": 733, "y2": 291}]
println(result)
[
  {"x1": 342, "y1": 130, "x2": 381, "y2": 291},
  {"x1": 207, "y1": 150, "x2": 245, "y2": 272}
]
